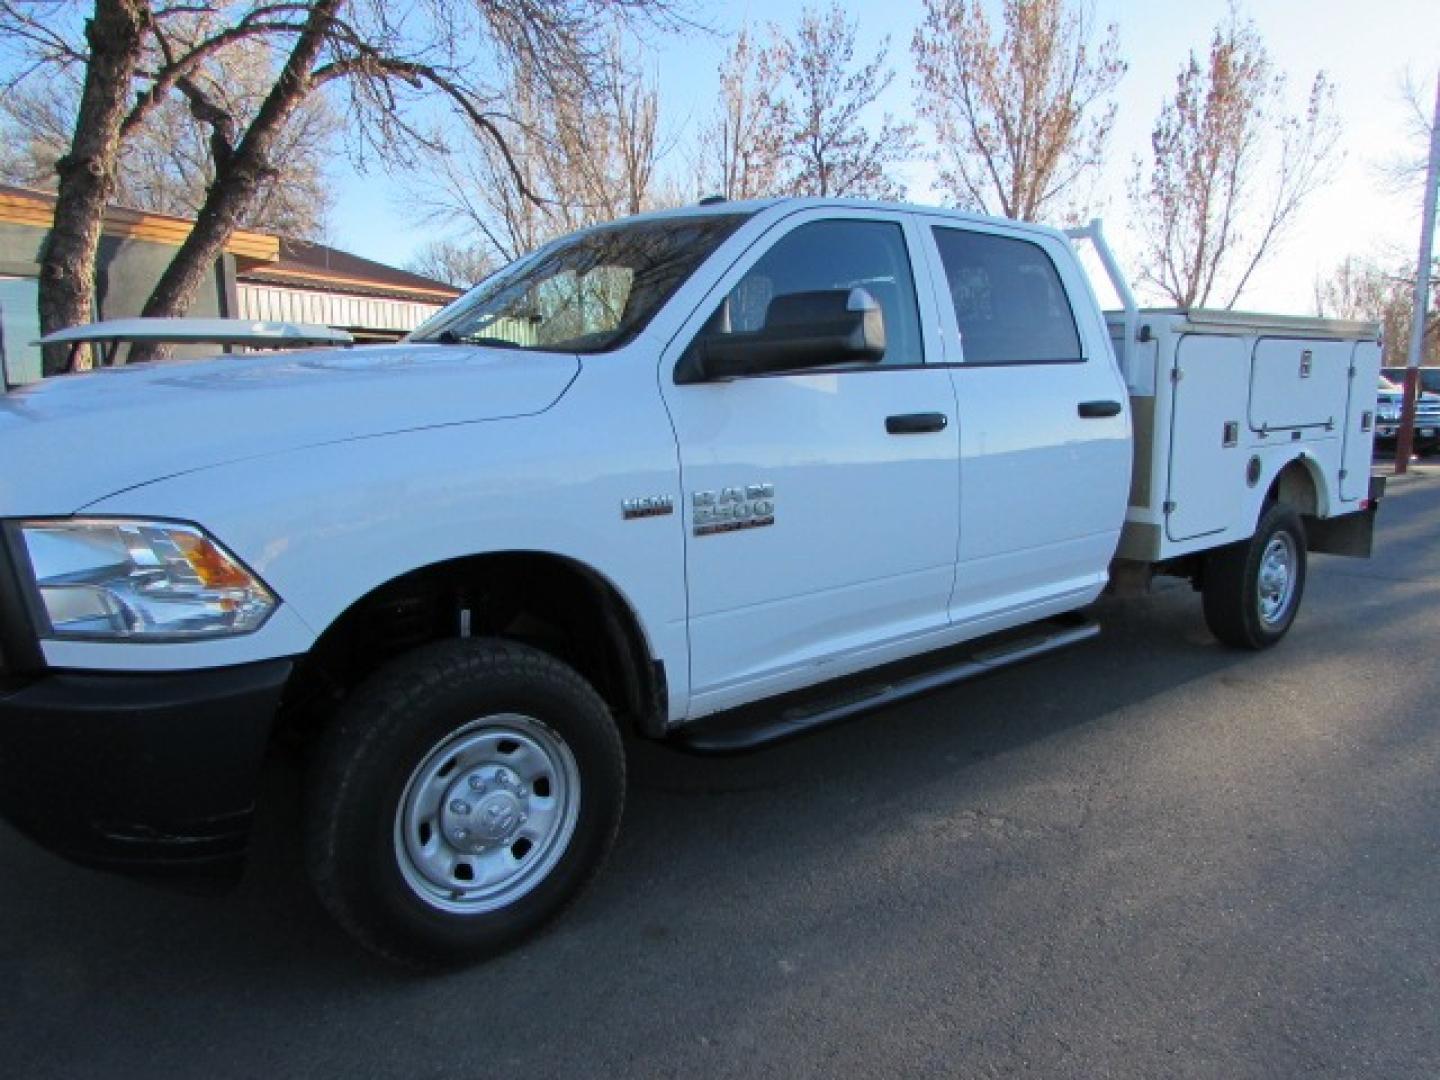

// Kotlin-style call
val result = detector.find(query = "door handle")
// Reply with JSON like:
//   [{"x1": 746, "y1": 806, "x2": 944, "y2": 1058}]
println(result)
[
  {"x1": 886, "y1": 412, "x2": 949, "y2": 434},
  {"x1": 1077, "y1": 400, "x2": 1122, "y2": 419}
]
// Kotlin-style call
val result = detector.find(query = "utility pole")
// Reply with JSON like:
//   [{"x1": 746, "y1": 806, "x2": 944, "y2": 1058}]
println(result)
[{"x1": 1394, "y1": 71, "x2": 1440, "y2": 475}]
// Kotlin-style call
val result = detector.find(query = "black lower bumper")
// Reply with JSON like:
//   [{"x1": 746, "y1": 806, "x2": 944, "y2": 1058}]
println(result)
[{"x1": 0, "y1": 659, "x2": 292, "y2": 881}]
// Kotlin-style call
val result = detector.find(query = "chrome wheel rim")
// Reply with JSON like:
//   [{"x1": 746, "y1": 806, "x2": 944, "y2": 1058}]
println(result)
[
  {"x1": 1257, "y1": 532, "x2": 1298, "y2": 627},
  {"x1": 394, "y1": 714, "x2": 580, "y2": 914}
]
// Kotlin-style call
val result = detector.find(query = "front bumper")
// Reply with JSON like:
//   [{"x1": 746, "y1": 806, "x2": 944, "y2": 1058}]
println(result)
[{"x1": 0, "y1": 659, "x2": 291, "y2": 881}]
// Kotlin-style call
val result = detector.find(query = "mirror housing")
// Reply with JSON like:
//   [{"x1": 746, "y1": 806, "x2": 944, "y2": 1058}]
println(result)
[{"x1": 676, "y1": 287, "x2": 887, "y2": 384}]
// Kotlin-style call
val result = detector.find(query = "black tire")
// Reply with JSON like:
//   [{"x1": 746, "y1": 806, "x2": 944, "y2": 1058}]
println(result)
[
  {"x1": 305, "y1": 638, "x2": 625, "y2": 969},
  {"x1": 1201, "y1": 503, "x2": 1307, "y2": 650}
]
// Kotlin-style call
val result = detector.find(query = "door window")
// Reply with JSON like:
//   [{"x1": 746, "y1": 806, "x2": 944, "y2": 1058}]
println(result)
[
  {"x1": 931, "y1": 227, "x2": 1081, "y2": 365},
  {"x1": 701, "y1": 219, "x2": 925, "y2": 367}
]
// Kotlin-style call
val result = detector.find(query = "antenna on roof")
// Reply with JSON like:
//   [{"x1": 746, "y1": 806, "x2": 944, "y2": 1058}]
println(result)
[{"x1": 697, "y1": 194, "x2": 727, "y2": 206}]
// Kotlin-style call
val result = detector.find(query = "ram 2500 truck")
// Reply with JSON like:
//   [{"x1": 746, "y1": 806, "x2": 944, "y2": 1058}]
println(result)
[{"x1": 0, "y1": 198, "x2": 1382, "y2": 967}]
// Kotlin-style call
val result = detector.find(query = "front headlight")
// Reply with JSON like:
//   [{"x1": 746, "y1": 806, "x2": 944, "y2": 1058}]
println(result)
[{"x1": 16, "y1": 519, "x2": 277, "y2": 640}]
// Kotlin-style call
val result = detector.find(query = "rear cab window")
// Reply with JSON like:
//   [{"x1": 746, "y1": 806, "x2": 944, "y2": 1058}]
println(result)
[{"x1": 930, "y1": 227, "x2": 1083, "y2": 365}]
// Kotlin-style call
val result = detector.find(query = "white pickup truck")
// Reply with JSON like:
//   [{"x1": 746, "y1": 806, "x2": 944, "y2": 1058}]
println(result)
[{"x1": 0, "y1": 198, "x2": 1382, "y2": 967}]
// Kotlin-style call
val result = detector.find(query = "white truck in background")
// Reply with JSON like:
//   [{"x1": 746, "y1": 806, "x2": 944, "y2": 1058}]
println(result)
[{"x1": 0, "y1": 198, "x2": 1382, "y2": 967}]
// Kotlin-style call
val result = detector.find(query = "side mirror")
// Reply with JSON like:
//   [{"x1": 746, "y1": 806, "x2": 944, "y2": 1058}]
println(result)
[{"x1": 676, "y1": 287, "x2": 887, "y2": 384}]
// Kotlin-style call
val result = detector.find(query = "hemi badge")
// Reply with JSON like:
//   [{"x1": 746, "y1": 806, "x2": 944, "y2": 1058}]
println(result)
[{"x1": 621, "y1": 495, "x2": 674, "y2": 520}]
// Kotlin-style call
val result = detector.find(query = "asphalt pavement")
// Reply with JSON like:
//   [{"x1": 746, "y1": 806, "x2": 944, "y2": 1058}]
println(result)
[{"x1": 3, "y1": 476, "x2": 1439, "y2": 1078}]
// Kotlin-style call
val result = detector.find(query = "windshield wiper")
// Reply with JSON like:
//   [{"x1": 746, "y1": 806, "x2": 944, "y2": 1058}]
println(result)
[{"x1": 431, "y1": 330, "x2": 521, "y2": 348}]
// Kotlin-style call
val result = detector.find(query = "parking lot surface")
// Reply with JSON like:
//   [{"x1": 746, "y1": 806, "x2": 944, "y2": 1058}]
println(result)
[{"x1": 3, "y1": 476, "x2": 1439, "y2": 1078}]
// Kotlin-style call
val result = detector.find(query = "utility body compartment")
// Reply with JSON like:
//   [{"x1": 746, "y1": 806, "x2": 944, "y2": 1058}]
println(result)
[
  {"x1": 1249, "y1": 337, "x2": 1351, "y2": 434},
  {"x1": 1105, "y1": 308, "x2": 1381, "y2": 564}
]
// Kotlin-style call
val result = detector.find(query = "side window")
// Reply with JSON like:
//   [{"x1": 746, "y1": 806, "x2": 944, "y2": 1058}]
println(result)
[
  {"x1": 931, "y1": 227, "x2": 1082, "y2": 365},
  {"x1": 703, "y1": 219, "x2": 924, "y2": 366}
]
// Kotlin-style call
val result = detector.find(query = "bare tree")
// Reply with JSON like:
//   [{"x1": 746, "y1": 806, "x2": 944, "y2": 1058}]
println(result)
[
  {"x1": 544, "y1": 34, "x2": 670, "y2": 223},
  {"x1": 1316, "y1": 255, "x2": 1438, "y2": 365},
  {"x1": 911, "y1": 0, "x2": 1124, "y2": 222},
  {"x1": 1128, "y1": 12, "x2": 1339, "y2": 309},
  {"x1": 695, "y1": 26, "x2": 790, "y2": 201},
  {"x1": 779, "y1": 4, "x2": 916, "y2": 199},
  {"x1": 406, "y1": 238, "x2": 494, "y2": 289},
  {"x1": 414, "y1": 29, "x2": 681, "y2": 266},
  {"x1": 0, "y1": 0, "x2": 689, "y2": 371},
  {"x1": 420, "y1": 75, "x2": 551, "y2": 266},
  {"x1": 1378, "y1": 70, "x2": 1440, "y2": 193},
  {"x1": 1, "y1": 40, "x2": 338, "y2": 238}
]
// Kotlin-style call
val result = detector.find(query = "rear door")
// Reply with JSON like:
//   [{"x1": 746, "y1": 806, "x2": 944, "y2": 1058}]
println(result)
[
  {"x1": 918, "y1": 219, "x2": 1131, "y2": 625},
  {"x1": 660, "y1": 209, "x2": 960, "y2": 714}
]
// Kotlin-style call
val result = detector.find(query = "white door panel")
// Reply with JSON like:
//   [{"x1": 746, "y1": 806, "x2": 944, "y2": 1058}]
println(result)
[
  {"x1": 1340, "y1": 341, "x2": 1381, "y2": 502},
  {"x1": 672, "y1": 370, "x2": 959, "y2": 706},
  {"x1": 1166, "y1": 334, "x2": 1250, "y2": 542},
  {"x1": 1249, "y1": 338, "x2": 1351, "y2": 432},
  {"x1": 946, "y1": 364, "x2": 1130, "y2": 618},
  {"x1": 919, "y1": 217, "x2": 1130, "y2": 624},
  {"x1": 660, "y1": 210, "x2": 961, "y2": 712}
]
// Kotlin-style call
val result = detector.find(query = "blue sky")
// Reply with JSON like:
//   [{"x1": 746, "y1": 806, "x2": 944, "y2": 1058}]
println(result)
[{"x1": 329, "y1": 0, "x2": 1440, "y2": 314}]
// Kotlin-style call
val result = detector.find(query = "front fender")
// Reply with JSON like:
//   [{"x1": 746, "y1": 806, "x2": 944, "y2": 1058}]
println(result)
[{"x1": 77, "y1": 371, "x2": 691, "y2": 714}]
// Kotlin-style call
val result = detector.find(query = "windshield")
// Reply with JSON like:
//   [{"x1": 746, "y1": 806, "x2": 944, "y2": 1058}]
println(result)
[{"x1": 410, "y1": 213, "x2": 751, "y2": 353}]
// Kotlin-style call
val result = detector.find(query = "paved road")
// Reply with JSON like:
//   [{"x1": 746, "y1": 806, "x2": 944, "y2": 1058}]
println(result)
[{"x1": 4, "y1": 478, "x2": 1439, "y2": 1078}]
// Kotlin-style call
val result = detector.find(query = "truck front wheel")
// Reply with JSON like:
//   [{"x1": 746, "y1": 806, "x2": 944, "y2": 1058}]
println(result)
[
  {"x1": 305, "y1": 639, "x2": 625, "y2": 968},
  {"x1": 1201, "y1": 503, "x2": 1307, "y2": 650}
]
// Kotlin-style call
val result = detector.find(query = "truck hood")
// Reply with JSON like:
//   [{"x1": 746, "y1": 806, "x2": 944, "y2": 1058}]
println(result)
[{"x1": 0, "y1": 343, "x2": 580, "y2": 513}]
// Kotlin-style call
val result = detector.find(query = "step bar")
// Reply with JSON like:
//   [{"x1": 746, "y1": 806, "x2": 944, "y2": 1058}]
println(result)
[{"x1": 674, "y1": 618, "x2": 1101, "y2": 754}]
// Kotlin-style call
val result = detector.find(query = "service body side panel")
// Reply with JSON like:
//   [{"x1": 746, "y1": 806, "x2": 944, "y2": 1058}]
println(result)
[
  {"x1": 1165, "y1": 334, "x2": 1250, "y2": 543},
  {"x1": 1114, "y1": 310, "x2": 1378, "y2": 565},
  {"x1": 1340, "y1": 340, "x2": 1382, "y2": 502},
  {"x1": 1249, "y1": 338, "x2": 1351, "y2": 433}
]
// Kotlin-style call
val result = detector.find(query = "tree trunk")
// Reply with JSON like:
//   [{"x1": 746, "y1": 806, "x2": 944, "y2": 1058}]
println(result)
[
  {"x1": 37, "y1": 0, "x2": 150, "y2": 375},
  {"x1": 132, "y1": 0, "x2": 341, "y2": 359}
]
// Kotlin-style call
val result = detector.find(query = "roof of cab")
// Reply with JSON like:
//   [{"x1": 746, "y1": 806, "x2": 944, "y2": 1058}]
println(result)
[{"x1": 617, "y1": 196, "x2": 1068, "y2": 244}]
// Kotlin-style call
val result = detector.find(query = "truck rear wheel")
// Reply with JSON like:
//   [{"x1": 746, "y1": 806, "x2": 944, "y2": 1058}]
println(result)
[
  {"x1": 305, "y1": 639, "x2": 625, "y2": 968},
  {"x1": 1201, "y1": 503, "x2": 1307, "y2": 650}
]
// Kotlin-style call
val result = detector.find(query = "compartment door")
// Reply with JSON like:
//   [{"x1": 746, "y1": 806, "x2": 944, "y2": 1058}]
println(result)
[
  {"x1": 1166, "y1": 335, "x2": 1249, "y2": 542},
  {"x1": 1340, "y1": 341, "x2": 1381, "y2": 502},
  {"x1": 1249, "y1": 338, "x2": 1351, "y2": 432}
]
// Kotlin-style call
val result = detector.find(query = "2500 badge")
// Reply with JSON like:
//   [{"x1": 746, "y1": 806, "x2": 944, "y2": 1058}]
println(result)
[{"x1": 692, "y1": 483, "x2": 776, "y2": 536}]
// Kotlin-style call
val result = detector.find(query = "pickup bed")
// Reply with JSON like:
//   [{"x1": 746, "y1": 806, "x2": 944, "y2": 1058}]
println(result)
[{"x1": 0, "y1": 197, "x2": 1381, "y2": 967}]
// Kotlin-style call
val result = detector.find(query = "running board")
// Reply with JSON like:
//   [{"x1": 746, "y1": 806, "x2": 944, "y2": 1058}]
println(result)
[{"x1": 674, "y1": 619, "x2": 1101, "y2": 754}]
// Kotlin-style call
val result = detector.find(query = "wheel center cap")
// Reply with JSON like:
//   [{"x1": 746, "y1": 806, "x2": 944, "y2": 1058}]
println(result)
[
  {"x1": 472, "y1": 792, "x2": 522, "y2": 841},
  {"x1": 439, "y1": 772, "x2": 527, "y2": 846}
]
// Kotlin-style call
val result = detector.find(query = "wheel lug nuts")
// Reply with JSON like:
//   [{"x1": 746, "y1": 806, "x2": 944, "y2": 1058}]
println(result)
[
  {"x1": 449, "y1": 800, "x2": 471, "y2": 815},
  {"x1": 452, "y1": 828, "x2": 468, "y2": 841},
  {"x1": 468, "y1": 776, "x2": 484, "y2": 791}
]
